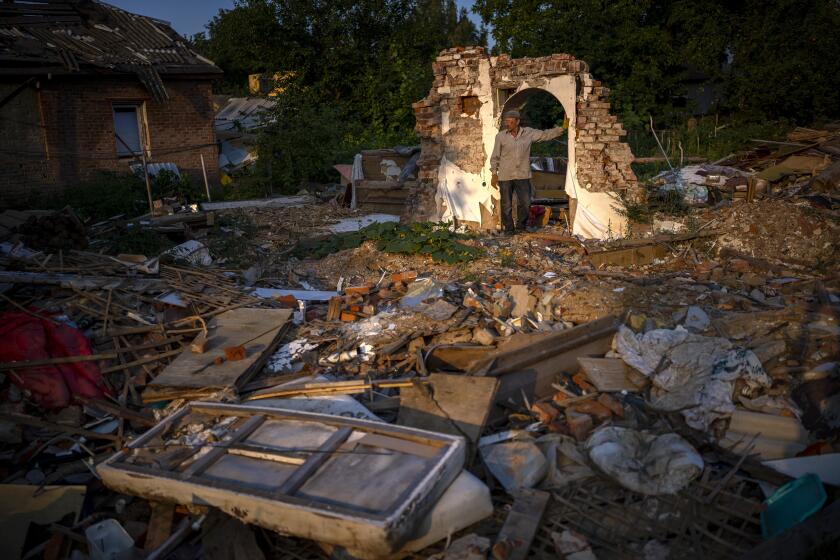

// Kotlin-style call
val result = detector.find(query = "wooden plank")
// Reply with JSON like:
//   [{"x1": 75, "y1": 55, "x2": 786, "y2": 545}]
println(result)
[
  {"x1": 492, "y1": 489, "x2": 551, "y2": 560},
  {"x1": 180, "y1": 415, "x2": 267, "y2": 478},
  {"x1": 355, "y1": 433, "x2": 440, "y2": 459},
  {"x1": 246, "y1": 377, "x2": 426, "y2": 400},
  {"x1": 576, "y1": 357, "x2": 636, "y2": 391},
  {"x1": 144, "y1": 308, "x2": 292, "y2": 399},
  {"x1": 0, "y1": 412, "x2": 120, "y2": 441},
  {"x1": 276, "y1": 427, "x2": 353, "y2": 496},
  {"x1": 398, "y1": 373, "x2": 498, "y2": 446},
  {"x1": 488, "y1": 316, "x2": 619, "y2": 417},
  {"x1": 587, "y1": 243, "x2": 668, "y2": 267},
  {"x1": 144, "y1": 502, "x2": 175, "y2": 553}
]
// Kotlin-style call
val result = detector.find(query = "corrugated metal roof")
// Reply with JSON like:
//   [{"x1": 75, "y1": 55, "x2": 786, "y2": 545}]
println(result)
[
  {"x1": 215, "y1": 97, "x2": 276, "y2": 137},
  {"x1": 0, "y1": 0, "x2": 221, "y2": 102}
]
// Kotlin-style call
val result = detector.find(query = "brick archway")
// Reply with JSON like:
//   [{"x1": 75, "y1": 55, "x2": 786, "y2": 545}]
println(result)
[{"x1": 411, "y1": 47, "x2": 640, "y2": 238}]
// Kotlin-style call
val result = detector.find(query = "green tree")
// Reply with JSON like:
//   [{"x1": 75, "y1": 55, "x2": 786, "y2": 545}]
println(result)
[
  {"x1": 473, "y1": 0, "x2": 840, "y2": 128},
  {"x1": 194, "y1": 0, "x2": 484, "y2": 192}
]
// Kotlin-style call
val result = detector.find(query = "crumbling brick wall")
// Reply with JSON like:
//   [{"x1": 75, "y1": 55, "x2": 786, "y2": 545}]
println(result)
[
  {"x1": 0, "y1": 76, "x2": 218, "y2": 206},
  {"x1": 410, "y1": 46, "x2": 640, "y2": 225}
]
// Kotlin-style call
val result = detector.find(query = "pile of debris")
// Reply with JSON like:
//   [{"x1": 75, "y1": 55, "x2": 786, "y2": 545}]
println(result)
[
  {"x1": 0, "y1": 128, "x2": 838, "y2": 559},
  {"x1": 652, "y1": 125, "x2": 840, "y2": 207}
]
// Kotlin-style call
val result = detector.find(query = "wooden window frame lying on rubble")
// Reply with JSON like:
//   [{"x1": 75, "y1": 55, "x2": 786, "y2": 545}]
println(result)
[{"x1": 97, "y1": 401, "x2": 466, "y2": 556}]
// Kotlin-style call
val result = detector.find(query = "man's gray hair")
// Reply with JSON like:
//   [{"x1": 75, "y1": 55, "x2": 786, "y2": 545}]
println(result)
[{"x1": 502, "y1": 110, "x2": 521, "y2": 119}]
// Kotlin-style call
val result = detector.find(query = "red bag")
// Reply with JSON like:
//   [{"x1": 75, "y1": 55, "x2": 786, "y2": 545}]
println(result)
[{"x1": 0, "y1": 311, "x2": 109, "y2": 409}]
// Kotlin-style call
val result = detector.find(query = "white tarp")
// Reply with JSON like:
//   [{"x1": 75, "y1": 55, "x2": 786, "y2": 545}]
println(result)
[
  {"x1": 437, "y1": 157, "x2": 497, "y2": 224},
  {"x1": 612, "y1": 325, "x2": 772, "y2": 430},
  {"x1": 564, "y1": 154, "x2": 629, "y2": 239},
  {"x1": 586, "y1": 426, "x2": 703, "y2": 495}
]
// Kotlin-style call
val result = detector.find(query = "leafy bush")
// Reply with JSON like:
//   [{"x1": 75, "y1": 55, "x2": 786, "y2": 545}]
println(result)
[
  {"x1": 151, "y1": 170, "x2": 206, "y2": 203},
  {"x1": 109, "y1": 228, "x2": 176, "y2": 256},
  {"x1": 298, "y1": 221, "x2": 483, "y2": 264},
  {"x1": 57, "y1": 170, "x2": 207, "y2": 222},
  {"x1": 61, "y1": 172, "x2": 148, "y2": 221}
]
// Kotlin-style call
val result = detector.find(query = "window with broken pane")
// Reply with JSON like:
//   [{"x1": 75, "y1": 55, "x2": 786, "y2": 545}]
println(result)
[{"x1": 113, "y1": 104, "x2": 143, "y2": 156}]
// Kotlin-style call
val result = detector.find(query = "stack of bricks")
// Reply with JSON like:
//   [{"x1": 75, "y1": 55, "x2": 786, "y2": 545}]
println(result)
[
  {"x1": 490, "y1": 52, "x2": 588, "y2": 79},
  {"x1": 574, "y1": 78, "x2": 639, "y2": 198}
]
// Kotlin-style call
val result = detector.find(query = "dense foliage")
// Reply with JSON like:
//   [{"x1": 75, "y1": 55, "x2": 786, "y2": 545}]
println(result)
[
  {"x1": 193, "y1": 0, "x2": 840, "y2": 192},
  {"x1": 297, "y1": 221, "x2": 483, "y2": 263},
  {"x1": 193, "y1": 0, "x2": 484, "y2": 192},
  {"x1": 474, "y1": 0, "x2": 840, "y2": 129}
]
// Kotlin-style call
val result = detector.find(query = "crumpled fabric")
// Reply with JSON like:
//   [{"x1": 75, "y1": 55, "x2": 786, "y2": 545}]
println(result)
[
  {"x1": 613, "y1": 325, "x2": 771, "y2": 430},
  {"x1": 0, "y1": 311, "x2": 109, "y2": 409},
  {"x1": 586, "y1": 426, "x2": 704, "y2": 495},
  {"x1": 536, "y1": 433, "x2": 594, "y2": 489}
]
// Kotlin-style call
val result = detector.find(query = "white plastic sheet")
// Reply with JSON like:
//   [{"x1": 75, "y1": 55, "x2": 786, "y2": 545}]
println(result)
[
  {"x1": 586, "y1": 426, "x2": 703, "y2": 495},
  {"x1": 613, "y1": 325, "x2": 771, "y2": 430}
]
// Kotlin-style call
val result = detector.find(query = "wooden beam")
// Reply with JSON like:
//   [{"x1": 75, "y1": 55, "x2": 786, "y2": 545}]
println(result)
[
  {"x1": 246, "y1": 378, "x2": 428, "y2": 401},
  {"x1": 0, "y1": 337, "x2": 182, "y2": 371},
  {"x1": 0, "y1": 412, "x2": 120, "y2": 441},
  {"x1": 0, "y1": 77, "x2": 36, "y2": 110},
  {"x1": 144, "y1": 502, "x2": 176, "y2": 553},
  {"x1": 492, "y1": 489, "x2": 551, "y2": 560}
]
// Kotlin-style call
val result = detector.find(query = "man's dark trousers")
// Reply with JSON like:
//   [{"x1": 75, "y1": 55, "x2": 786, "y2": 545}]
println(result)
[{"x1": 499, "y1": 179, "x2": 531, "y2": 231}]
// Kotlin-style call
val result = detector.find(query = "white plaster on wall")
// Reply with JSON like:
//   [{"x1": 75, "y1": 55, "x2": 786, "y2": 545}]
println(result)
[
  {"x1": 431, "y1": 60, "x2": 628, "y2": 238},
  {"x1": 437, "y1": 156, "x2": 497, "y2": 224},
  {"x1": 435, "y1": 57, "x2": 498, "y2": 225},
  {"x1": 441, "y1": 108, "x2": 450, "y2": 135}
]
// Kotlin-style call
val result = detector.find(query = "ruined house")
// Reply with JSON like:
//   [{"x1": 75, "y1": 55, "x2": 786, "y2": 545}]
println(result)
[
  {"x1": 412, "y1": 47, "x2": 641, "y2": 239},
  {"x1": 0, "y1": 0, "x2": 221, "y2": 205}
]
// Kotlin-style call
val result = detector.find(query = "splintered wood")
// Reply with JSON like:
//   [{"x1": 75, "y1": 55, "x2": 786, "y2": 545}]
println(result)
[{"x1": 143, "y1": 308, "x2": 292, "y2": 403}]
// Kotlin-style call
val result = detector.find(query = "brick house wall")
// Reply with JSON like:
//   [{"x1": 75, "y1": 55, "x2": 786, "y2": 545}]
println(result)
[{"x1": 0, "y1": 75, "x2": 218, "y2": 207}]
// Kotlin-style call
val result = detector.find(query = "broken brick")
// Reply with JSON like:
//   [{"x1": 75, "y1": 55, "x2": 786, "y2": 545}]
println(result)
[
  {"x1": 597, "y1": 393, "x2": 625, "y2": 418},
  {"x1": 531, "y1": 401, "x2": 560, "y2": 424},
  {"x1": 223, "y1": 345, "x2": 246, "y2": 361},
  {"x1": 345, "y1": 283, "x2": 374, "y2": 295},
  {"x1": 391, "y1": 271, "x2": 418, "y2": 283},
  {"x1": 565, "y1": 409, "x2": 593, "y2": 441},
  {"x1": 571, "y1": 372, "x2": 597, "y2": 393},
  {"x1": 569, "y1": 399, "x2": 613, "y2": 421},
  {"x1": 273, "y1": 294, "x2": 298, "y2": 308}
]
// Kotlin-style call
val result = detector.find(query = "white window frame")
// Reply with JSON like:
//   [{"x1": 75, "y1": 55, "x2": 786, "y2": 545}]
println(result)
[{"x1": 112, "y1": 101, "x2": 150, "y2": 158}]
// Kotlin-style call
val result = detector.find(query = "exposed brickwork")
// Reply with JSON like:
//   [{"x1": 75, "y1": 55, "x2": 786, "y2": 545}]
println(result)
[
  {"x1": 0, "y1": 76, "x2": 218, "y2": 207},
  {"x1": 411, "y1": 47, "x2": 641, "y2": 220}
]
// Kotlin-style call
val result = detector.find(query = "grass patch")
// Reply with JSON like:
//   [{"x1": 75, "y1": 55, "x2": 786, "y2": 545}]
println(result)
[
  {"x1": 204, "y1": 211, "x2": 260, "y2": 267},
  {"x1": 615, "y1": 189, "x2": 691, "y2": 225},
  {"x1": 297, "y1": 221, "x2": 483, "y2": 264},
  {"x1": 110, "y1": 229, "x2": 176, "y2": 256}
]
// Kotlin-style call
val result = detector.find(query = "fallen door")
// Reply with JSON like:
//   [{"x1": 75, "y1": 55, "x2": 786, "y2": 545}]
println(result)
[{"x1": 97, "y1": 402, "x2": 465, "y2": 557}]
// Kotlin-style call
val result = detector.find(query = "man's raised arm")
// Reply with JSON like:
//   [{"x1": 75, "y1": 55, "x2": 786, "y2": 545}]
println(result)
[{"x1": 530, "y1": 125, "x2": 566, "y2": 142}]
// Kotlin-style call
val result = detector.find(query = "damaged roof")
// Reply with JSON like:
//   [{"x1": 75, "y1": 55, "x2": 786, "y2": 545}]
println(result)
[{"x1": 0, "y1": 0, "x2": 222, "y2": 102}]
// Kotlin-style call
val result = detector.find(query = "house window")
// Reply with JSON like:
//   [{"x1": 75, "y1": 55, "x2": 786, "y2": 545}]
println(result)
[{"x1": 113, "y1": 104, "x2": 144, "y2": 156}]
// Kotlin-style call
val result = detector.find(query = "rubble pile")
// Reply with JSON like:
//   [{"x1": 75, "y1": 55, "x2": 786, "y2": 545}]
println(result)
[{"x1": 0, "y1": 130, "x2": 838, "y2": 559}]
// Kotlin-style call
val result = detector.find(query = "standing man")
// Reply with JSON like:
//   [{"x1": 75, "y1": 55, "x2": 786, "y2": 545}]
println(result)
[{"x1": 490, "y1": 110, "x2": 567, "y2": 232}]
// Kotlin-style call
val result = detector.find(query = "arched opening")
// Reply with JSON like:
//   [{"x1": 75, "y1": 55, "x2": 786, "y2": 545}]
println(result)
[{"x1": 501, "y1": 88, "x2": 569, "y2": 197}]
